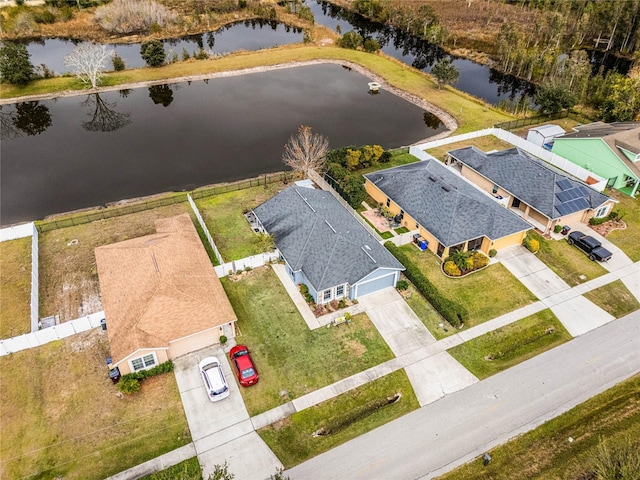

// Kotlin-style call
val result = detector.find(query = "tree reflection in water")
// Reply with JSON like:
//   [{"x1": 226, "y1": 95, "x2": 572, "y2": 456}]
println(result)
[
  {"x1": 148, "y1": 84, "x2": 174, "y2": 107},
  {"x1": 0, "y1": 101, "x2": 52, "y2": 139},
  {"x1": 81, "y1": 93, "x2": 131, "y2": 132}
]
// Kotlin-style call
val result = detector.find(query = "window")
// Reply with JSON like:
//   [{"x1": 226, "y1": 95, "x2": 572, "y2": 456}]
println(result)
[
  {"x1": 131, "y1": 353, "x2": 156, "y2": 372},
  {"x1": 437, "y1": 243, "x2": 445, "y2": 258},
  {"x1": 512, "y1": 197, "x2": 521, "y2": 208},
  {"x1": 399, "y1": 209, "x2": 404, "y2": 220},
  {"x1": 323, "y1": 289, "x2": 332, "y2": 302},
  {"x1": 449, "y1": 243, "x2": 465, "y2": 254},
  {"x1": 492, "y1": 184, "x2": 499, "y2": 194},
  {"x1": 595, "y1": 205, "x2": 609, "y2": 218},
  {"x1": 415, "y1": 222, "x2": 420, "y2": 229},
  {"x1": 336, "y1": 285, "x2": 345, "y2": 298},
  {"x1": 386, "y1": 198, "x2": 390, "y2": 207},
  {"x1": 468, "y1": 237, "x2": 483, "y2": 251}
]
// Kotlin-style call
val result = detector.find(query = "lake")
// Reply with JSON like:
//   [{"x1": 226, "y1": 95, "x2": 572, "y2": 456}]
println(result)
[{"x1": 0, "y1": 64, "x2": 444, "y2": 225}]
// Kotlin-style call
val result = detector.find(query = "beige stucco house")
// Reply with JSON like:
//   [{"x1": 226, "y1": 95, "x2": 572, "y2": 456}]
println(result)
[
  {"x1": 95, "y1": 214, "x2": 237, "y2": 375},
  {"x1": 446, "y1": 147, "x2": 616, "y2": 234}
]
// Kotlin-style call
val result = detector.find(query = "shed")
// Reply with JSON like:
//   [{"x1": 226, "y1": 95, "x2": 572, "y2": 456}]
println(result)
[{"x1": 526, "y1": 124, "x2": 566, "y2": 148}]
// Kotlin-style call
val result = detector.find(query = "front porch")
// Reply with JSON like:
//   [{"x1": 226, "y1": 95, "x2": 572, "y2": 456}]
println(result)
[{"x1": 508, "y1": 207, "x2": 549, "y2": 233}]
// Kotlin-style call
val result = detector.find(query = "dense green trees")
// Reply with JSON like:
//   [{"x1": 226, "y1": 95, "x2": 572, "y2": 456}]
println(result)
[
  {"x1": 431, "y1": 59, "x2": 459, "y2": 89},
  {"x1": 140, "y1": 40, "x2": 166, "y2": 67},
  {"x1": 0, "y1": 42, "x2": 34, "y2": 85}
]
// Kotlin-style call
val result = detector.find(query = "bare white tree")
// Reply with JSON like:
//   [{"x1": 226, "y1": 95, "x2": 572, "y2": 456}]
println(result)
[
  {"x1": 64, "y1": 44, "x2": 114, "y2": 89},
  {"x1": 282, "y1": 125, "x2": 329, "y2": 178}
]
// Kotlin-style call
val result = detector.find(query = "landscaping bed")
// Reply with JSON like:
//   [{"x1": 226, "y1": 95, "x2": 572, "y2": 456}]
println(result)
[
  {"x1": 221, "y1": 266, "x2": 395, "y2": 416},
  {"x1": 437, "y1": 374, "x2": 640, "y2": 480},
  {"x1": 583, "y1": 280, "x2": 640, "y2": 319},
  {"x1": 0, "y1": 328, "x2": 190, "y2": 480},
  {"x1": 0, "y1": 237, "x2": 32, "y2": 338},
  {"x1": 195, "y1": 182, "x2": 286, "y2": 261},
  {"x1": 38, "y1": 202, "x2": 191, "y2": 322},
  {"x1": 258, "y1": 369, "x2": 419, "y2": 468},
  {"x1": 527, "y1": 231, "x2": 606, "y2": 286},
  {"x1": 447, "y1": 309, "x2": 572, "y2": 379},
  {"x1": 398, "y1": 245, "x2": 536, "y2": 327}
]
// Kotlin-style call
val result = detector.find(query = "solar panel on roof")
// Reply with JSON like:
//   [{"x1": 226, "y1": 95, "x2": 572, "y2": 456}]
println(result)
[
  {"x1": 577, "y1": 186, "x2": 590, "y2": 195},
  {"x1": 573, "y1": 197, "x2": 590, "y2": 210},
  {"x1": 556, "y1": 191, "x2": 572, "y2": 202},
  {"x1": 556, "y1": 203, "x2": 573, "y2": 216},
  {"x1": 557, "y1": 179, "x2": 573, "y2": 190}
]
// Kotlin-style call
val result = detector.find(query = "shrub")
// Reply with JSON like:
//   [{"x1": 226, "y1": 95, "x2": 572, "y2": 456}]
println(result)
[
  {"x1": 523, "y1": 236, "x2": 540, "y2": 253},
  {"x1": 338, "y1": 31, "x2": 363, "y2": 49},
  {"x1": 118, "y1": 376, "x2": 141, "y2": 394},
  {"x1": 443, "y1": 260, "x2": 461, "y2": 276},
  {"x1": 379, "y1": 151, "x2": 392, "y2": 163},
  {"x1": 111, "y1": 54, "x2": 125, "y2": 71},
  {"x1": 396, "y1": 279, "x2": 409, "y2": 291},
  {"x1": 553, "y1": 224, "x2": 563, "y2": 233},
  {"x1": 338, "y1": 299, "x2": 346, "y2": 309},
  {"x1": 193, "y1": 48, "x2": 209, "y2": 60},
  {"x1": 589, "y1": 216, "x2": 608, "y2": 225},
  {"x1": 34, "y1": 9, "x2": 56, "y2": 24},
  {"x1": 385, "y1": 242, "x2": 468, "y2": 327},
  {"x1": 219, "y1": 335, "x2": 227, "y2": 345},
  {"x1": 363, "y1": 38, "x2": 381, "y2": 53},
  {"x1": 298, "y1": 284, "x2": 309, "y2": 294},
  {"x1": 489, "y1": 249, "x2": 497, "y2": 258},
  {"x1": 140, "y1": 40, "x2": 165, "y2": 67},
  {"x1": 471, "y1": 251, "x2": 489, "y2": 269},
  {"x1": 182, "y1": 48, "x2": 191, "y2": 61}
]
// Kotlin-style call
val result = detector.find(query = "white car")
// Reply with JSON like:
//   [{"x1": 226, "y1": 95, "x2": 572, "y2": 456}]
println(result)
[{"x1": 199, "y1": 356, "x2": 230, "y2": 402}]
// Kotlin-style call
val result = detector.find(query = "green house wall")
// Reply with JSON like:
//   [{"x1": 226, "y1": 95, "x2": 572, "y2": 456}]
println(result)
[{"x1": 552, "y1": 138, "x2": 638, "y2": 190}]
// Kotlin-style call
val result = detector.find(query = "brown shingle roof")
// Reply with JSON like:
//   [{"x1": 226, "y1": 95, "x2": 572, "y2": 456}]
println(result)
[{"x1": 95, "y1": 214, "x2": 236, "y2": 365}]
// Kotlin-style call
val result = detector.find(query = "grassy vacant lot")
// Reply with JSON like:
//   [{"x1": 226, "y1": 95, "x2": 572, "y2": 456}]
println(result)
[
  {"x1": 0, "y1": 237, "x2": 31, "y2": 338},
  {"x1": 1, "y1": 46, "x2": 511, "y2": 133},
  {"x1": 447, "y1": 310, "x2": 572, "y2": 379},
  {"x1": 38, "y1": 203, "x2": 190, "y2": 321},
  {"x1": 399, "y1": 245, "x2": 536, "y2": 327},
  {"x1": 195, "y1": 182, "x2": 284, "y2": 261},
  {"x1": 437, "y1": 374, "x2": 640, "y2": 480},
  {"x1": 222, "y1": 266, "x2": 394, "y2": 416},
  {"x1": 528, "y1": 231, "x2": 607, "y2": 286},
  {"x1": 402, "y1": 280, "x2": 454, "y2": 340},
  {"x1": 583, "y1": 280, "x2": 640, "y2": 319},
  {"x1": 605, "y1": 189, "x2": 640, "y2": 262},
  {"x1": 0, "y1": 329, "x2": 190, "y2": 480},
  {"x1": 425, "y1": 135, "x2": 514, "y2": 161},
  {"x1": 259, "y1": 369, "x2": 419, "y2": 468}
]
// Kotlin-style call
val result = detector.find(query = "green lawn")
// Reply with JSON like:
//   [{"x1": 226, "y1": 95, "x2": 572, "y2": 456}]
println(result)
[
  {"x1": 399, "y1": 246, "x2": 536, "y2": 327},
  {"x1": 606, "y1": 189, "x2": 640, "y2": 262},
  {"x1": 221, "y1": 266, "x2": 395, "y2": 416},
  {"x1": 358, "y1": 151, "x2": 419, "y2": 175},
  {"x1": 447, "y1": 310, "x2": 572, "y2": 379},
  {"x1": 583, "y1": 280, "x2": 640, "y2": 318},
  {"x1": 437, "y1": 375, "x2": 640, "y2": 480},
  {"x1": 195, "y1": 183, "x2": 284, "y2": 260},
  {"x1": 0, "y1": 237, "x2": 32, "y2": 338},
  {"x1": 258, "y1": 369, "x2": 419, "y2": 468},
  {"x1": 140, "y1": 458, "x2": 201, "y2": 480},
  {"x1": 528, "y1": 231, "x2": 607, "y2": 286},
  {"x1": 425, "y1": 135, "x2": 514, "y2": 161},
  {"x1": 0, "y1": 329, "x2": 190, "y2": 480},
  {"x1": 402, "y1": 280, "x2": 455, "y2": 340}
]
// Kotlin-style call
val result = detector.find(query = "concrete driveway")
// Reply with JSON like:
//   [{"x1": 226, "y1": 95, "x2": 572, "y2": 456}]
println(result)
[
  {"x1": 173, "y1": 346, "x2": 282, "y2": 479},
  {"x1": 569, "y1": 225, "x2": 634, "y2": 272},
  {"x1": 498, "y1": 245, "x2": 570, "y2": 299}
]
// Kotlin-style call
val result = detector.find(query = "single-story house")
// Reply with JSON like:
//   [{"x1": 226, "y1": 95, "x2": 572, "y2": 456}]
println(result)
[
  {"x1": 95, "y1": 214, "x2": 237, "y2": 375},
  {"x1": 363, "y1": 160, "x2": 532, "y2": 259},
  {"x1": 252, "y1": 185, "x2": 404, "y2": 304},
  {"x1": 551, "y1": 122, "x2": 640, "y2": 196},
  {"x1": 526, "y1": 124, "x2": 566, "y2": 148},
  {"x1": 446, "y1": 146, "x2": 616, "y2": 234}
]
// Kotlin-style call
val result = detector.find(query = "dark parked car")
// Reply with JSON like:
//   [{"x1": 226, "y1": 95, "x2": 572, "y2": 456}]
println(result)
[
  {"x1": 229, "y1": 345, "x2": 259, "y2": 387},
  {"x1": 567, "y1": 231, "x2": 613, "y2": 262}
]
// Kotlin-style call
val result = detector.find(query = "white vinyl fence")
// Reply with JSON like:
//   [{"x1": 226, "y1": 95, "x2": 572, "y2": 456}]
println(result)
[
  {"x1": 410, "y1": 128, "x2": 607, "y2": 191},
  {"x1": 187, "y1": 193, "x2": 224, "y2": 265},
  {"x1": 0, "y1": 311, "x2": 105, "y2": 356},
  {"x1": 214, "y1": 250, "x2": 280, "y2": 278},
  {"x1": 0, "y1": 222, "x2": 33, "y2": 241}
]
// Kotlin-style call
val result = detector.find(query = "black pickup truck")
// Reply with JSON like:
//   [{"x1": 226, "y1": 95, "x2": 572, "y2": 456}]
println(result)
[{"x1": 567, "y1": 231, "x2": 613, "y2": 262}]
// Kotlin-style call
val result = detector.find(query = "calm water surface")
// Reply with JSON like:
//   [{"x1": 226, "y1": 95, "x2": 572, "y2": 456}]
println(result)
[{"x1": 1, "y1": 64, "x2": 443, "y2": 225}]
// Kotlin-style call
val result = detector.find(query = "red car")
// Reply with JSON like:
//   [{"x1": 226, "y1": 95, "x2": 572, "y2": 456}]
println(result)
[{"x1": 229, "y1": 345, "x2": 259, "y2": 387}]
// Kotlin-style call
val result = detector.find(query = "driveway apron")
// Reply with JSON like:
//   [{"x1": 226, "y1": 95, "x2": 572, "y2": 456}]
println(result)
[
  {"x1": 173, "y1": 346, "x2": 282, "y2": 479},
  {"x1": 358, "y1": 288, "x2": 477, "y2": 406},
  {"x1": 569, "y1": 225, "x2": 634, "y2": 272}
]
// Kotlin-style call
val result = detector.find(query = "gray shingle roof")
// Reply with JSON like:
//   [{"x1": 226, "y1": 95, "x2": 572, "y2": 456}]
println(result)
[
  {"x1": 364, "y1": 160, "x2": 531, "y2": 247},
  {"x1": 448, "y1": 147, "x2": 611, "y2": 220},
  {"x1": 253, "y1": 186, "x2": 403, "y2": 292}
]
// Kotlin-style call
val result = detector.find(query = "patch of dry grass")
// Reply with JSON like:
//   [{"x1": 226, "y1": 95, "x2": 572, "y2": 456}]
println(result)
[
  {"x1": 0, "y1": 237, "x2": 32, "y2": 338},
  {"x1": 425, "y1": 135, "x2": 514, "y2": 161},
  {"x1": 38, "y1": 203, "x2": 191, "y2": 321},
  {"x1": 0, "y1": 329, "x2": 190, "y2": 480}
]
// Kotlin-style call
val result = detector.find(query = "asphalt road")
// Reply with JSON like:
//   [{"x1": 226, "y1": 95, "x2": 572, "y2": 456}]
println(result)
[{"x1": 287, "y1": 311, "x2": 640, "y2": 480}]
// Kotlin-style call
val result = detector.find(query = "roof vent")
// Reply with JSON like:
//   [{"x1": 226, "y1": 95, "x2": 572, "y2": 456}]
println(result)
[
  {"x1": 441, "y1": 184, "x2": 451, "y2": 192},
  {"x1": 325, "y1": 220, "x2": 337, "y2": 234},
  {"x1": 361, "y1": 245, "x2": 377, "y2": 263},
  {"x1": 429, "y1": 175, "x2": 437, "y2": 182}
]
